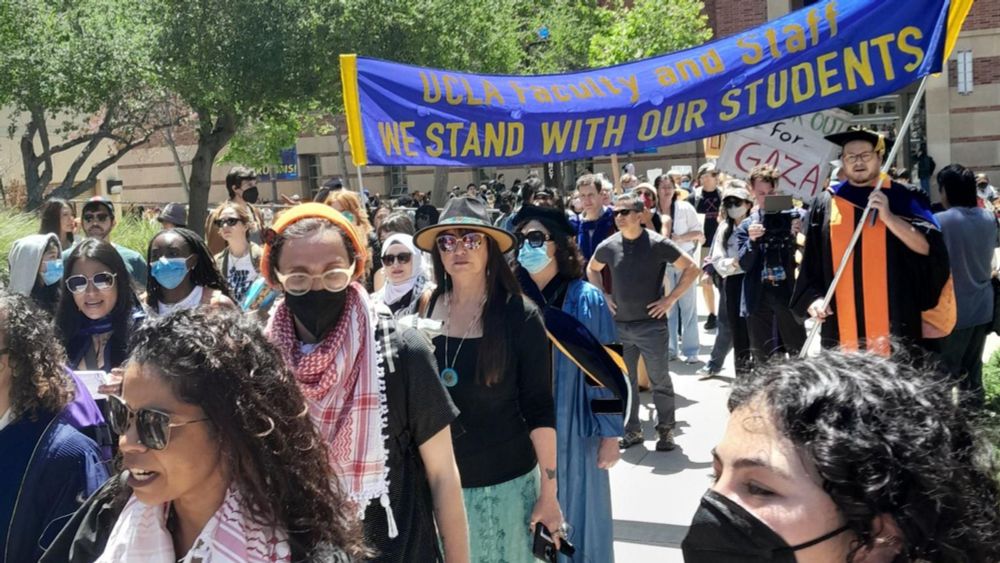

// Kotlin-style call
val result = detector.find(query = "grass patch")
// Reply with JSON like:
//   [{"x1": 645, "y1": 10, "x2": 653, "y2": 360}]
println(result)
[{"x1": 0, "y1": 207, "x2": 155, "y2": 286}]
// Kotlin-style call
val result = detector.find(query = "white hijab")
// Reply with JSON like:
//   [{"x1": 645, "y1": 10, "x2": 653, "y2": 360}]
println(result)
[
  {"x1": 7, "y1": 233, "x2": 60, "y2": 295},
  {"x1": 380, "y1": 234, "x2": 423, "y2": 305}
]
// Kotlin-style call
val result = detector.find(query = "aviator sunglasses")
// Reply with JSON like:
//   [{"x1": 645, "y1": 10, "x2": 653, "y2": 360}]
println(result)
[
  {"x1": 436, "y1": 233, "x2": 485, "y2": 253},
  {"x1": 107, "y1": 394, "x2": 208, "y2": 450}
]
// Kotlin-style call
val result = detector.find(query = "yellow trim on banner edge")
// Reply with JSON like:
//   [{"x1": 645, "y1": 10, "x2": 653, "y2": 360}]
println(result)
[
  {"x1": 339, "y1": 54, "x2": 368, "y2": 167},
  {"x1": 944, "y1": 0, "x2": 975, "y2": 61}
]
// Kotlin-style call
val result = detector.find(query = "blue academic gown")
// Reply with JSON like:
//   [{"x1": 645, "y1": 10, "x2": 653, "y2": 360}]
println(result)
[
  {"x1": 554, "y1": 280, "x2": 620, "y2": 563},
  {"x1": 0, "y1": 411, "x2": 109, "y2": 562}
]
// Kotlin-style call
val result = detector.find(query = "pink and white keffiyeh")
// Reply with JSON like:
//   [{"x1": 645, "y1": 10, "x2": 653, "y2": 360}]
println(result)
[
  {"x1": 265, "y1": 283, "x2": 391, "y2": 521},
  {"x1": 96, "y1": 487, "x2": 290, "y2": 563}
]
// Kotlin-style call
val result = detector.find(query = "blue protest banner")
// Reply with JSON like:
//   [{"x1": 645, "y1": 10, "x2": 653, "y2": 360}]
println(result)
[{"x1": 340, "y1": 0, "x2": 971, "y2": 167}]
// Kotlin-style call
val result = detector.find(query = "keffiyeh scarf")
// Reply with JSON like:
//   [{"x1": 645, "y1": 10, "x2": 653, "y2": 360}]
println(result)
[
  {"x1": 96, "y1": 487, "x2": 290, "y2": 563},
  {"x1": 266, "y1": 283, "x2": 393, "y2": 529}
]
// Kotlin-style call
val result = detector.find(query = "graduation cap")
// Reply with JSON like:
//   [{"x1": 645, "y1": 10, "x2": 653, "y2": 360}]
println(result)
[
  {"x1": 825, "y1": 127, "x2": 888, "y2": 153},
  {"x1": 542, "y1": 306, "x2": 632, "y2": 423}
]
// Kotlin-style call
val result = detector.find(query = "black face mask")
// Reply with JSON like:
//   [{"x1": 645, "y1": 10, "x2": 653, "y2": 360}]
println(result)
[
  {"x1": 681, "y1": 490, "x2": 849, "y2": 562},
  {"x1": 242, "y1": 186, "x2": 259, "y2": 204},
  {"x1": 284, "y1": 290, "x2": 347, "y2": 341}
]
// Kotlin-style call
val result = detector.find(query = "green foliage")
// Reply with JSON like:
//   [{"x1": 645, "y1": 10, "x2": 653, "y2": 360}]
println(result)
[
  {"x1": 590, "y1": 0, "x2": 713, "y2": 67},
  {"x1": 983, "y1": 347, "x2": 1000, "y2": 413},
  {"x1": 222, "y1": 106, "x2": 330, "y2": 169},
  {"x1": 149, "y1": 0, "x2": 334, "y2": 125}
]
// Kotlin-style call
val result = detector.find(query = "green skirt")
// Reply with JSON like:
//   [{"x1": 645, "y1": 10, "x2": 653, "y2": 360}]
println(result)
[{"x1": 464, "y1": 467, "x2": 540, "y2": 563}]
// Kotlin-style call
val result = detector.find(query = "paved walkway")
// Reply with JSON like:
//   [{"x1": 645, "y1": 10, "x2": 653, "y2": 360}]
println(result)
[{"x1": 608, "y1": 293, "x2": 1000, "y2": 562}]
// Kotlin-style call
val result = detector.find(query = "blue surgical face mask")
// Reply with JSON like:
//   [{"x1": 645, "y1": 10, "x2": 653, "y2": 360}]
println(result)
[
  {"x1": 681, "y1": 181, "x2": 691, "y2": 189},
  {"x1": 518, "y1": 244, "x2": 553, "y2": 274},
  {"x1": 41, "y1": 259, "x2": 63, "y2": 286},
  {"x1": 151, "y1": 256, "x2": 191, "y2": 289}
]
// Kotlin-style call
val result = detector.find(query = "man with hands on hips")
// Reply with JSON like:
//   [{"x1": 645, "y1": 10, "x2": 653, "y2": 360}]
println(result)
[{"x1": 587, "y1": 193, "x2": 699, "y2": 452}]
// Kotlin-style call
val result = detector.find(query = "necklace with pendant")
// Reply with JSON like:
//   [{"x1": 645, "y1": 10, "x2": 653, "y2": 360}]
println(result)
[{"x1": 440, "y1": 292, "x2": 486, "y2": 387}]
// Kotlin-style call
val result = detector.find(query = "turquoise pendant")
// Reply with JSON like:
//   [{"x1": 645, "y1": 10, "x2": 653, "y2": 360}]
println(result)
[{"x1": 440, "y1": 368, "x2": 459, "y2": 387}]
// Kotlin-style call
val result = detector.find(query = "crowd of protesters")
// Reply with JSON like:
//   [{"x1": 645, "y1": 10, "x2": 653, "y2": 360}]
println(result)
[{"x1": 4, "y1": 132, "x2": 1000, "y2": 563}]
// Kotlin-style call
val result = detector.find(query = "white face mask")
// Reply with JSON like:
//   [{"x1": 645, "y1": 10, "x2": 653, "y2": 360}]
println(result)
[{"x1": 727, "y1": 205, "x2": 748, "y2": 220}]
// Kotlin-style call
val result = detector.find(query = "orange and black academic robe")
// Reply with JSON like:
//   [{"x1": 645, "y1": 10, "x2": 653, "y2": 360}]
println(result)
[{"x1": 791, "y1": 181, "x2": 950, "y2": 353}]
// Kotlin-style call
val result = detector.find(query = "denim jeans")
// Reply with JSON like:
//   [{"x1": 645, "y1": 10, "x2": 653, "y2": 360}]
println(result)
[
  {"x1": 667, "y1": 264, "x2": 701, "y2": 358},
  {"x1": 616, "y1": 319, "x2": 676, "y2": 433}
]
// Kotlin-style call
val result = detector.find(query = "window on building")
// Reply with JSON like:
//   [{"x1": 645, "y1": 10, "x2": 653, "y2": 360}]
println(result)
[
  {"x1": 388, "y1": 166, "x2": 408, "y2": 197},
  {"x1": 300, "y1": 154, "x2": 321, "y2": 197},
  {"x1": 956, "y1": 50, "x2": 974, "y2": 95}
]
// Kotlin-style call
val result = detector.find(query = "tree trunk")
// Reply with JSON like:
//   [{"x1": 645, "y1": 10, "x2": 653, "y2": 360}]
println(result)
[
  {"x1": 431, "y1": 166, "x2": 449, "y2": 207},
  {"x1": 165, "y1": 126, "x2": 190, "y2": 194},
  {"x1": 187, "y1": 111, "x2": 237, "y2": 237}
]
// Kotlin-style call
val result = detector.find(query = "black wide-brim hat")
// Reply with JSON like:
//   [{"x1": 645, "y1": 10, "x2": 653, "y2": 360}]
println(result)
[
  {"x1": 825, "y1": 127, "x2": 888, "y2": 153},
  {"x1": 511, "y1": 204, "x2": 575, "y2": 238},
  {"x1": 413, "y1": 196, "x2": 516, "y2": 253}
]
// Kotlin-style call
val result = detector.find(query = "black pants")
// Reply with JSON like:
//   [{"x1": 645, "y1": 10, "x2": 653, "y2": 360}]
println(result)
[
  {"x1": 746, "y1": 286, "x2": 805, "y2": 364},
  {"x1": 725, "y1": 275, "x2": 752, "y2": 375},
  {"x1": 939, "y1": 322, "x2": 990, "y2": 408}
]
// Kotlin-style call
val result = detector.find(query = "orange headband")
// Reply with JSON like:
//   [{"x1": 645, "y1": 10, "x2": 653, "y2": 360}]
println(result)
[{"x1": 260, "y1": 202, "x2": 368, "y2": 285}]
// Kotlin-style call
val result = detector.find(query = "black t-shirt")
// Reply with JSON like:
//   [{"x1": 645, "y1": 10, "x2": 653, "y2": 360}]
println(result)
[
  {"x1": 696, "y1": 188, "x2": 721, "y2": 246},
  {"x1": 363, "y1": 318, "x2": 459, "y2": 563},
  {"x1": 429, "y1": 295, "x2": 554, "y2": 488}
]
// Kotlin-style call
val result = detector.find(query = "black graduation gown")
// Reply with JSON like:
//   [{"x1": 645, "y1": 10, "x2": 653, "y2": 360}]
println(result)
[{"x1": 791, "y1": 181, "x2": 950, "y2": 350}]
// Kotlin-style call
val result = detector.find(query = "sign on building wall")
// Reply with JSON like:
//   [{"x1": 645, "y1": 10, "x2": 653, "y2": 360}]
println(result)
[{"x1": 257, "y1": 148, "x2": 299, "y2": 181}]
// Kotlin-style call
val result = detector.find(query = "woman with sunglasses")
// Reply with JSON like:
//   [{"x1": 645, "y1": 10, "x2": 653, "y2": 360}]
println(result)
[
  {"x1": 699, "y1": 183, "x2": 754, "y2": 380},
  {"x1": 57, "y1": 239, "x2": 144, "y2": 373},
  {"x1": 7, "y1": 233, "x2": 63, "y2": 315},
  {"x1": 43, "y1": 307, "x2": 365, "y2": 563},
  {"x1": 414, "y1": 196, "x2": 563, "y2": 562},
  {"x1": 372, "y1": 233, "x2": 429, "y2": 318},
  {"x1": 212, "y1": 202, "x2": 262, "y2": 304},
  {"x1": 261, "y1": 204, "x2": 469, "y2": 563},
  {"x1": 510, "y1": 204, "x2": 620, "y2": 563},
  {"x1": 0, "y1": 291, "x2": 110, "y2": 563},
  {"x1": 145, "y1": 228, "x2": 235, "y2": 315}
]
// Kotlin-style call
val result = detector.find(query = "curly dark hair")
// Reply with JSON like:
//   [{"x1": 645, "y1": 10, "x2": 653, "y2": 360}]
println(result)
[
  {"x1": 729, "y1": 350, "x2": 1000, "y2": 562},
  {"x1": 57, "y1": 239, "x2": 139, "y2": 369},
  {"x1": 145, "y1": 228, "x2": 233, "y2": 309},
  {"x1": 127, "y1": 307, "x2": 367, "y2": 558},
  {"x1": 264, "y1": 218, "x2": 359, "y2": 285},
  {"x1": 1, "y1": 290, "x2": 72, "y2": 421}
]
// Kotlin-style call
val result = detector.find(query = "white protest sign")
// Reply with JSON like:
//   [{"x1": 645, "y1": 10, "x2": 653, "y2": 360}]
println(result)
[
  {"x1": 718, "y1": 110, "x2": 852, "y2": 202},
  {"x1": 645, "y1": 168, "x2": 662, "y2": 184},
  {"x1": 668, "y1": 165, "x2": 693, "y2": 177}
]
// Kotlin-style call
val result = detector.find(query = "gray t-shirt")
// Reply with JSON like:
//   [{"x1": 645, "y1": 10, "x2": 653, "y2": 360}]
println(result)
[
  {"x1": 594, "y1": 229, "x2": 682, "y2": 322},
  {"x1": 935, "y1": 206, "x2": 997, "y2": 329}
]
